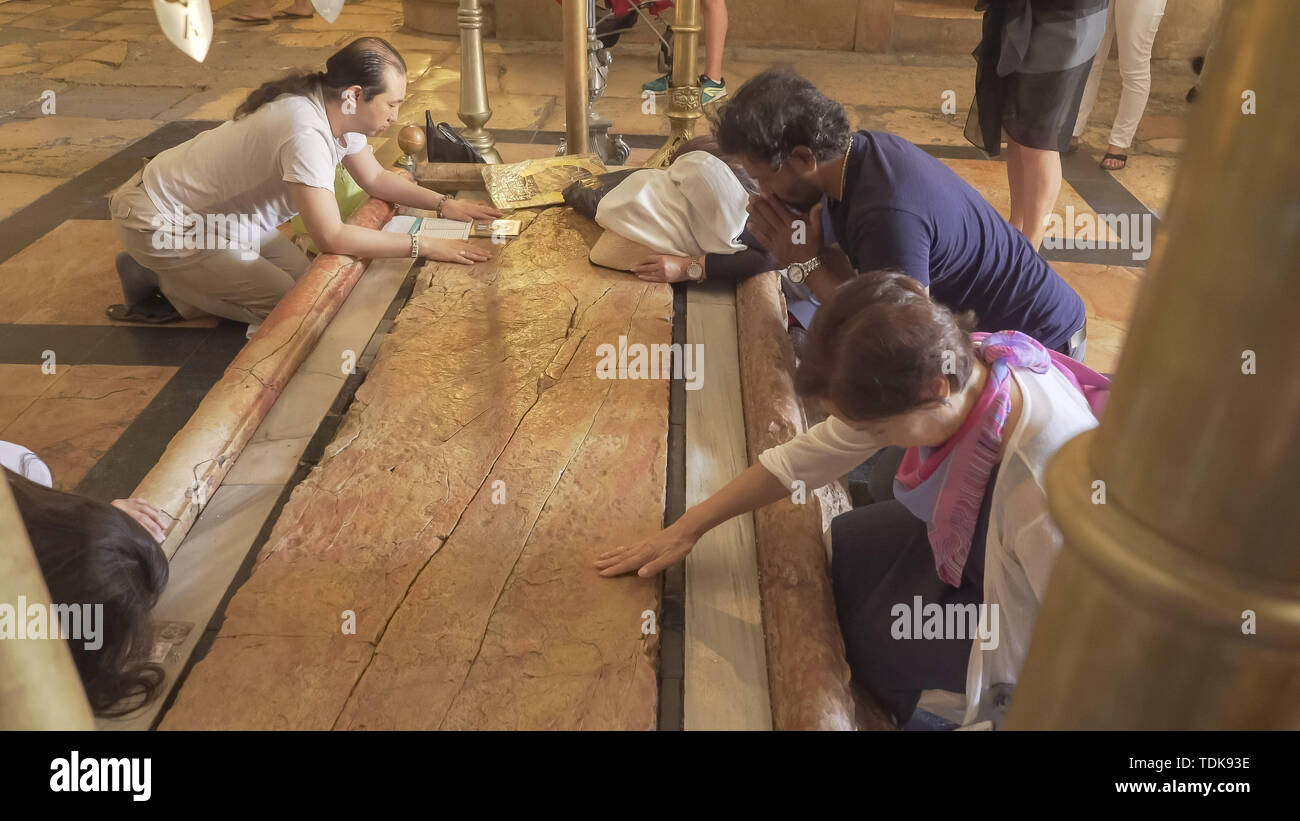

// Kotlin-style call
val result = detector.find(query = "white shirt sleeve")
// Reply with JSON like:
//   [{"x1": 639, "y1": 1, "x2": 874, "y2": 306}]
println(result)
[
  {"x1": 757, "y1": 415, "x2": 881, "y2": 492},
  {"x1": 279, "y1": 130, "x2": 338, "y2": 190},
  {"x1": 342, "y1": 132, "x2": 370, "y2": 156}
]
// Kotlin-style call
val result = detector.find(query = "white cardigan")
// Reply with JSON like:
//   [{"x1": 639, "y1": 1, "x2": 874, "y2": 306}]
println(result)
[{"x1": 757, "y1": 364, "x2": 1099, "y2": 724}]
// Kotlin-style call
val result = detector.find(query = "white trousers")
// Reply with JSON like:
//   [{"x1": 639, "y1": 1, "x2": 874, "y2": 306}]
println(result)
[{"x1": 1072, "y1": 0, "x2": 1168, "y2": 150}]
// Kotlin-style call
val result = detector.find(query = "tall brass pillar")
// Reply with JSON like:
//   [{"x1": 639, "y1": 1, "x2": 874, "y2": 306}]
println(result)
[
  {"x1": 0, "y1": 478, "x2": 95, "y2": 730},
  {"x1": 644, "y1": 0, "x2": 702, "y2": 168},
  {"x1": 457, "y1": 0, "x2": 501, "y2": 163},
  {"x1": 562, "y1": 0, "x2": 591, "y2": 155},
  {"x1": 1006, "y1": 0, "x2": 1300, "y2": 730}
]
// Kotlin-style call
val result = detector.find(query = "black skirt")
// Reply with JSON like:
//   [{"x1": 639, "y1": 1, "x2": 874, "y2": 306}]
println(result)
[{"x1": 965, "y1": 0, "x2": 1109, "y2": 155}]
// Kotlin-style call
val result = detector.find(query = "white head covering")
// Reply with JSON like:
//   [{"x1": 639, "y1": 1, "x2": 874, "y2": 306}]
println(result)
[
  {"x1": 593, "y1": 151, "x2": 749, "y2": 257},
  {"x1": 0, "y1": 440, "x2": 53, "y2": 488}
]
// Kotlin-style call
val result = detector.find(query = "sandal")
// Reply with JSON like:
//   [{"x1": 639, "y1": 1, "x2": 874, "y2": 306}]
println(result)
[
  {"x1": 273, "y1": 10, "x2": 314, "y2": 18},
  {"x1": 1100, "y1": 152, "x2": 1127, "y2": 171},
  {"x1": 231, "y1": 13, "x2": 274, "y2": 24}
]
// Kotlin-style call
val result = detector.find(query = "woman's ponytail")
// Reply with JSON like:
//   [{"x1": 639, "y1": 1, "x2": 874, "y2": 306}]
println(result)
[{"x1": 233, "y1": 70, "x2": 325, "y2": 119}]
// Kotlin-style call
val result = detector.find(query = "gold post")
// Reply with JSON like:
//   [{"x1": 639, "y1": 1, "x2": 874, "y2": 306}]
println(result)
[
  {"x1": 644, "y1": 0, "x2": 702, "y2": 168},
  {"x1": 1006, "y1": 0, "x2": 1300, "y2": 730},
  {"x1": 0, "y1": 477, "x2": 95, "y2": 730},
  {"x1": 457, "y1": 0, "x2": 501, "y2": 163},
  {"x1": 563, "y1": 0, "x2": 591, "y2": 155}
]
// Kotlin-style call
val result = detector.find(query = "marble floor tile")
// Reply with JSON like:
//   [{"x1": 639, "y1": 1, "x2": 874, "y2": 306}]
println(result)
[
  {"x1": 0, "y1": 363, "x2": 176, "y2": 489},
  {"x1": 0, "y1": 363, "x2": 61, "y2": 430},
  {"x1": 0, "y1": 219, "x2": 215, "y2": 327},
  {"x1": 248, "y1": 371, "x2": 345, "y2": 444},
  {"x1": 540, "y1": 93, "x2": 670, "y2": 137},
  {"x1": 155, "y1": 87, "x2": 254, "y2": 122},
  {"x1": 942, "y1": 158, "x2": 1119, "y2": 245},
  {"x1": 222, "y1": 436, "x2": 311, "y2": 486},
  {"x1": 0, "y1": 172, "x2": 64, "y2": 220},
  {"x1": 1052, "y1": 261, "x2": 1144, "y2": 375},
  {"x1": 400, "y1": 89, "x2": 558, "y2": 134},
  {"x1": 495, "y1": 141, "x2": 562, "y2": 163},
  {"x1": 0, "y1": 115, "x2": 158, "y2": 176},
  {"x1": 1110, "y1": 154, "x2": 1181, "y2": 218},
  {"x1": 853, "y1": 105, "x2": 969, "y2": 146},
  {"x1": 270, "y1": 31, "x2": 353, "y2": 50},
  {"x1": 27, "y1": 35, "x2": 104, "y2": 63},
  {"x1": 43, "y1": 84, "x2": 190, "y2": 120}
]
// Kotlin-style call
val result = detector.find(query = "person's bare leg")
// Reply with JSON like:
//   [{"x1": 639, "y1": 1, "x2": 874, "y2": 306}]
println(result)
[
  {"x1": 701, "y1": 0, "x2": 728, "y2": 81},
  {"x1": 284, "y1": 0, "x2": 315, "y2": 16},
  {"x1": 1004, "y1": 138, "x2": 1025, "y2": 234},
  {"x1": 1007, "y1": 136, "x2": 1061, "y2": 250}
]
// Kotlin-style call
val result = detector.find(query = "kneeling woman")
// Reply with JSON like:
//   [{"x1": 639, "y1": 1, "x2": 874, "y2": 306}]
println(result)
[
  {"x1": 108, "y1": 37, "x2": 500, "y2": 330},
  {"x1": 595, "y1": 271, "x2": 1105, "y2": 727}
]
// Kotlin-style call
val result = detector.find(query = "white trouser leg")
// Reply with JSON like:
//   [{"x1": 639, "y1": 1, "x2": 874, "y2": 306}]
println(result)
[{"x1": 1108, "y1": 0, "x2": 1167, "y2": 150}]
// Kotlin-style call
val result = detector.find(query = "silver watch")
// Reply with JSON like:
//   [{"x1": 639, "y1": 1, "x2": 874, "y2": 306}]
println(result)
[
  {"x1": 686, "y1": 259, "x2": 704, "y2": 282},
  {"x1": 786, "y1": 256, "x2": 822, "y2": 284}
]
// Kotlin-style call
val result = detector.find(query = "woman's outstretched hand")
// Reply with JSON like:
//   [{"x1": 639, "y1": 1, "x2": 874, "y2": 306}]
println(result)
[
  {"x1": 441, "y1": 198, "x2": 504, "y2": 222},
  {"x1": 595, "y1": 525, "x2": 699, "y2": 578},
  {"x1": 420, "y1": 237, "x2": 492, "y2": 264}
]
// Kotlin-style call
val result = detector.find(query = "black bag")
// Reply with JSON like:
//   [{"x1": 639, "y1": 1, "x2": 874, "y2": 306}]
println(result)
[
  {"x1": 425, "y1": 111, "x2": 486, "y2": 164},
  {"x1": 561, "y1": 169, "x2": 641, "y2": 219}
]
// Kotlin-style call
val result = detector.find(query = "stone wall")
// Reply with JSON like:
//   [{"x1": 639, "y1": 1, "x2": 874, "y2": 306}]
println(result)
[{"x1": 404, "y1": 0, "x2": 1223, "y2": 58}]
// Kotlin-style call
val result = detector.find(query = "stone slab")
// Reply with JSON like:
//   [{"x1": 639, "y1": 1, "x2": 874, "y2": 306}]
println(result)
[{"x1": 163, "y1": 206, "x2": 669, "y2": 730}]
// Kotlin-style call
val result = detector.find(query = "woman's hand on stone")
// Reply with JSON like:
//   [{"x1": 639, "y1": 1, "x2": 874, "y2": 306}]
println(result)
[
  {"x1": 440, "y1": 198, "x2": 504, "y2": 222},
  {"x1": 594, "y1": 524, "x2": 698, "y2": 578},
  {"x1": 632, "y1": 254, "x2": 691, "y2": 283},
  {"x1": 111, "y1": 498, "x2": 168, "y2": 543},
  {"x1": 421, "y1": 237, "x2": 492, "y2": 264}
]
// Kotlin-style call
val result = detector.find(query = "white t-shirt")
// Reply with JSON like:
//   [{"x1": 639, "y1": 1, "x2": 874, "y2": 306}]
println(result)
[
  {"x1": 143, "y1": 86, "x2": 368, "y2": 238},
  {"x1": 756, "y1": 365, "x2": 1098, "y2": 725},
  {"x1": 0, "y1": 440, "x2": 53, "y2": 488}
]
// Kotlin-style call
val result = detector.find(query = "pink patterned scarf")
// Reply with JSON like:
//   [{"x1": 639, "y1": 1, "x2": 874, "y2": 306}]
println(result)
[{"x1": 892, "y1": 331, "x2": 1110, "y2": 586}]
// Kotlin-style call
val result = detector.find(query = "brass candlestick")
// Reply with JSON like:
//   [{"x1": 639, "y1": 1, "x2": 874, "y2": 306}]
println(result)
[
  {"x1": 644, "y1": 0, "x2": 702, "y2": 169},
  {"x1": 457, "y1": 0, "x2": 501, "y2": 164}
]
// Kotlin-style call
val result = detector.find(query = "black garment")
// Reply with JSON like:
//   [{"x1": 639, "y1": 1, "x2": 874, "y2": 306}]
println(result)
[
  {"x1": 830, "y1": 465, "x2": 999, "y2": 727},
  {"x1": 965, "y1": 0, "x2": 1109, "y2": 155},
  {"x1": 702, "y1": 227, "x2": 779, "y2": 282}
]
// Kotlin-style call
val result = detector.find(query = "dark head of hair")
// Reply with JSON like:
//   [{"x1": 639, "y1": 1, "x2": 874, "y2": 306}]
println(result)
[
  {"x1": 795, "y1": 270, "x2": 978, "y2": 421},
  {"x1": 234, "y1": 36, "x2": 407, "y2": 119},
  {"x1": 5, "y1": 469, "x2": 169, "y2": 717},
  {"x1": 712, "y1": 68, "x2": 852, "y2": 169},
  {"x1": 670, "y1": 134, "x2": 761, "y2": 195}
]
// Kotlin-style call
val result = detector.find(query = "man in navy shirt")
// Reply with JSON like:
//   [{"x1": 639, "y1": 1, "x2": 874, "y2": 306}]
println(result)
[{"x1": 716, "y1": 69, "x2": 1087, "y2": 359}]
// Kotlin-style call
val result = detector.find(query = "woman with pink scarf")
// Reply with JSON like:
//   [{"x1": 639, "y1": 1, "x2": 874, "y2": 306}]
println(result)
[{"x1": 595, "y1": 271, "x2": 1108, "y2": 729}]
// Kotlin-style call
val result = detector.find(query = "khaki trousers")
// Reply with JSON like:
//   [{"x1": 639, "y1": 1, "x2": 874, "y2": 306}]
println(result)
[{"x1": 108, "y1": 169, "x2": 310, "y2": 324}]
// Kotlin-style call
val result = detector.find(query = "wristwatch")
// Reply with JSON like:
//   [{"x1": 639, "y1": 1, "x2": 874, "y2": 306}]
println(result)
[
  {"x1": 786, "y1": 256, "x2": 822, "y2": 284},
  {"x1": 686, "y1": 258, "x2": 705, "y2": 282}
]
